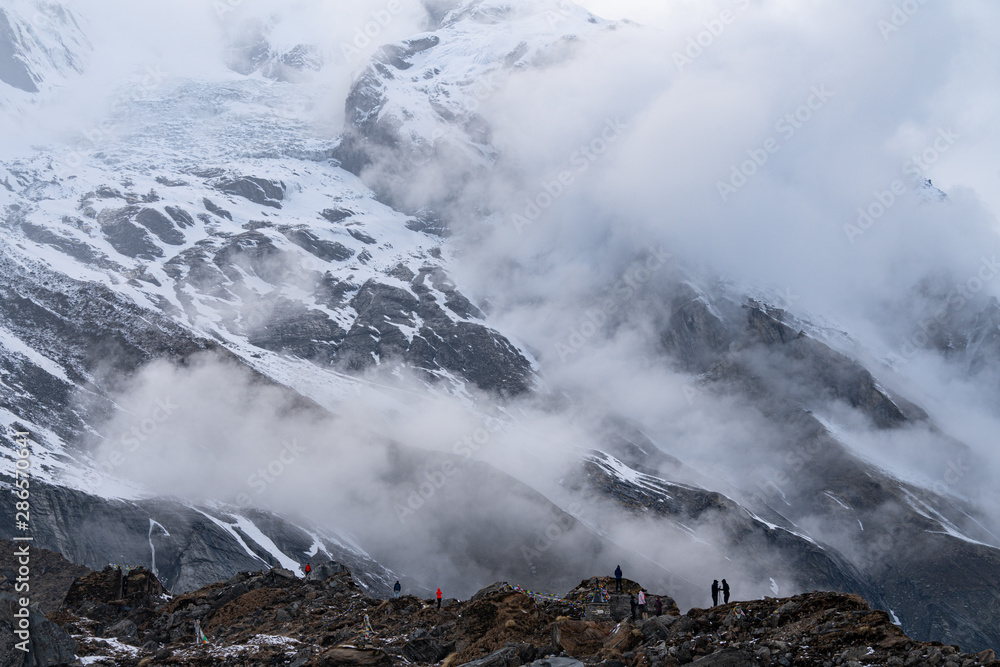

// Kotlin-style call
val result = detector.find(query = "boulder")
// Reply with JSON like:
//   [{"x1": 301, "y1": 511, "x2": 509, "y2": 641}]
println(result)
[
  {"x1": 402, "y1": 637, "x2": 451, "y2": 663},
  {"x1": 310, "y1": 647, "x2": 392, "y2": 666},
  {"x1": 604, "y1": 619, "x2": 642, "y2": 653},
  {"x1": 640, "y1": 616, "x2": 671, "y2": 642},
  {"x1": 0, "y1": 594, "x2": 77, "y2": 667},
  {"x1": 552, "y1": 620, "x2": 608, "y2": 656},
  {"x1": 306, "y1": 561, "x2": 347, "y2": 582},
  {"x1": 524, "y1": 660, "x2": 584, "y2": 667},
  {"x1": 460, "y1": 646, "x2": 520, "y2": 667},
  {"x1": 471, "y1": 582, "x2": 512, "y2": 601},
  {"x1": 689, "y1": 649, "x2": 757, "y2": 666},
  {"x1": 103, "y1": 618, "x2": 139, "y2": 643}
]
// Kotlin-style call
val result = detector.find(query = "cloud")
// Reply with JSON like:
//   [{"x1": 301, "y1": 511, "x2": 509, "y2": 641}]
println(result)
[{"x1": 34, "y1": 0, "x2": 1000, "y2": 605}]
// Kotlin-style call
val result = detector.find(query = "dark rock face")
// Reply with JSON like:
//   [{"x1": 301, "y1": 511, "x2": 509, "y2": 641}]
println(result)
[
  {"x1": 742, "y1": 306, "x2": 919, "y2": 428},
  {"x1": 282, "y1": 228, "x2": 354, "y2": 261},
  {"x1": 98, "y1": 207, "x2": 163, "y2": 259},
  {"x1": 380, "y1": 35, "x2": 441, "y2": 70},
  {"x1": 135, "y1": 208, "x2": 185, "y2": 245},
  {"x1": 339, "y1": 280, "x2": 533, "y2": 396},
  {"x1": 320, "y1": 208, "x2": 353, "y2": 223},
  {"x1": 661, "y1": 292, "x2": 732, "y2": 372},
  {"x1": 0, "y1": 11, "x2": 39, "y2": 93},
  {"x1": 248, "y1": 298, "x2": 346, "y2": 363},
  {"x1": 20, "y1": 220, "x2": 104, "y2": 264},
  {"x1": 164, "y1": 205, "x2": 195, "y2": 228},
  {"x1": 202, "y1": 198, "x2": 233, "y2": 220},
  {"x1": 216, "y1": 176, "x2": 285, "y2": 209},
  {"x1": 212, "y1": 230, "x2": 287, "y2": 283}
]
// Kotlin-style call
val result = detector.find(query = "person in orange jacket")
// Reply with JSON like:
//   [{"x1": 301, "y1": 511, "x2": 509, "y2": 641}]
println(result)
[{"x1": 436, "y1": 587, "x2": 442, "y2": 609}]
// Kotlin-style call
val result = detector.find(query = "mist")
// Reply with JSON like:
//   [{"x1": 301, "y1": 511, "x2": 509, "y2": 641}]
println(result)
[{"x1": 21, "y1": 0, "x2": 999, "y2": 610}]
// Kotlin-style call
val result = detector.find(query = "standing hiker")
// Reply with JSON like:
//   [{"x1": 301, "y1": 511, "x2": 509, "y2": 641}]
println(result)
[
  {"x1": 305, "y1": 563, "x2": 311, "y2": 576},
  {"x1": 722, "y1": 579, "x2": 730, "y2": 604},
  {"x1": 637, "y1": 589, "x2": 647, "y2": 619},
  {"x1": 711, "y1": 580, "x2": 720, "y2": 607},
  {"x1": 393, "y1": 581, "x2": 401, "y2": 599},
  {"x1": 436, "y1": 587, "x2": 442, "y2": 609},
  {"x1": 629, "y1": 594, "x2": 637, "y2": 620},
  {"x1": 654, "y1": 596, "x2": 663, "y2": 616},
  {"x1": 614, "y1": 565, "x2": 623, "y2": 592}
]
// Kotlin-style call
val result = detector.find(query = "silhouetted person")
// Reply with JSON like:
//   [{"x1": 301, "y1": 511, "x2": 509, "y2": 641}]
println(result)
[
  {"x1": 615, "y1": 565, "x2": 623, "y2": 592},
  {"x1": 393, "y1": 581, "x2": 401, "y2": 599},
  {"x1": 637, "y1": 589, "x2": 647, "y2": 619},
  {"x1": 722, "y1": 579, "x2": 730, "y2": 604},
  {"x1": 629, "y1": 594, "x2": 637, "y2": 620},
  {"x1": 711, "y1": 580, "x2": 720, "y2": 607},
  {"x1": 436, "y1": 588, "x2": 442, "y2": 609},
  {"x1": 654, "y1": 596, "x2": 663, "y2": 616}
]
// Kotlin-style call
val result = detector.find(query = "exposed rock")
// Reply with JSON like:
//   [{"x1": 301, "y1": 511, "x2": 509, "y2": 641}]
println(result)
[
  {"x1": 98, "y1": 207, "x2": 163, "y2": 259},
  {"x1": 0, "y1": 593, "x2": 77, "y2": 667},
  {"x1": 552, "y1": 620, "x2": 607, "y2": 656},
  {"x1": 202, "y1": 197, "x2": 233, "y2": 220},
  {"x1": 282, "y1": 228, "x2": 355, "y2": 261},
  {"x1": 310, "y1": 647, "x2": 393, "y2": 666},
  {"x1": 306, "y1": 561, "x2": 347, "y2": 583},
  {"x1": 216, "y1": 176, "x2": 285, "y2": 209},
  {"x1": 135, "y1": 207, "x2": 185, "y2": 245}
]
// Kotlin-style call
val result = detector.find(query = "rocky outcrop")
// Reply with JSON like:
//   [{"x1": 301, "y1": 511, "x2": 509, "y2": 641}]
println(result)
[
  {"x1": 0, "y1": 593, "x2": 77, "y2": 667},
  {"x1": 0, "y1": 540, "x2": 90, "y2": 614},
  {"x1": 47, "y1": 563, "x2": 1000, "y2": 666},
  {"x1": 216, "y1": 176, "x2": 286, "y2": 209}
]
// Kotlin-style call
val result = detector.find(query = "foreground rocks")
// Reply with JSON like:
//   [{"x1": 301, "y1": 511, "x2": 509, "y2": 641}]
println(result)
[{"x1": 15, "y1": 560, "x2": 1000, "y2": 666}]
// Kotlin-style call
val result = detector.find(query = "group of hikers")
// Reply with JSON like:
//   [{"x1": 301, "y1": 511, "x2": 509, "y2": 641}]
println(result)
[
  {"x1": 616, "y1": 565, "x2": 665, "y2": 620},
  {"x1": 711, "y1": 579, "x2": 731, "y2": 606},
  {"x1": 615, "y1": 565, "x2": 732, "y2": 611},
  {"x1": 382, "y1": 565, "x2": 731, "y2": 614}
]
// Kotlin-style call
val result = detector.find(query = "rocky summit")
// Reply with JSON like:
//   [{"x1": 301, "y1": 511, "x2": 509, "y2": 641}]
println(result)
[{"x1": 5, "y1": 555, "x2": 999, "y2": 667}]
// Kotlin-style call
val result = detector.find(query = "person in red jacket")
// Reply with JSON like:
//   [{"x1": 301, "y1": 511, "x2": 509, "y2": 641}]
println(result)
[
  {"x1": 436, "y1": 588, "x2": 442, "y2": 609},
  {"x1": 305, "y1": 563, "x2": 311, "y2": 575}
]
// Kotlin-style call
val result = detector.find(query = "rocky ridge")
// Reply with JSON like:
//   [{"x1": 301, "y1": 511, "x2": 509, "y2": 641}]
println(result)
[{"x1": 8, "y1": 559, "x2": 1000, "y2": 667}]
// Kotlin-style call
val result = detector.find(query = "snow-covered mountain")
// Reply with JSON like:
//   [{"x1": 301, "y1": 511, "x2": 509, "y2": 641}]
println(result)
[
  {"x1": 3, "y1": 0, "x2": 1000, "y2": 657},
  {"x1": 0, "y1": 0, "x2": 88, "y2": 111}
]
